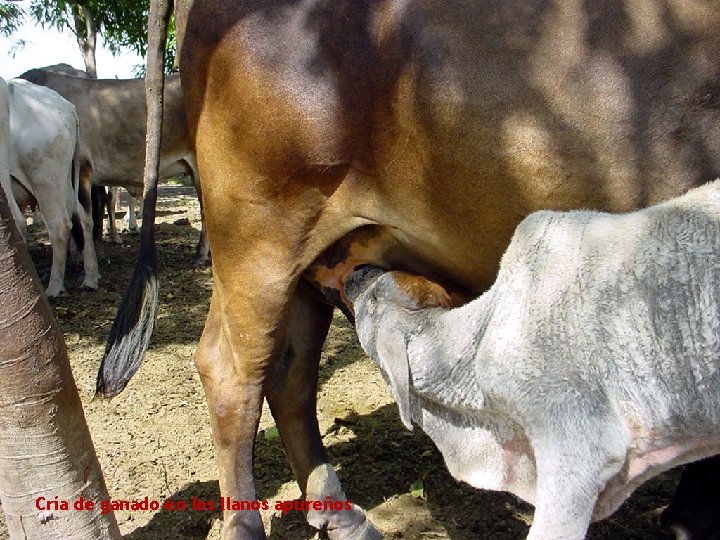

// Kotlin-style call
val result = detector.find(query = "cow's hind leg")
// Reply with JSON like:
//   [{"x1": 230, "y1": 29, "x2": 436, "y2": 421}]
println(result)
[
  {"x1": 124, "y1": 189, "x2": 141, "y2": 232},
  {"x1": 188, "y1": 39, "x2": 377, "y2": 537},
  {"x1": 39, "y1": 203, "x2": 71, "y2": 297},
  {"x1": 197, "y1": 277, "x2": 381, "y2": 539},
  {"x1": 195, "y1": 291, "x2": 267, "y2": 538},
  {"x1": 189, "y1": 168, "x2": 210, "y2": 266},
  {"x1": 265, "y1": 282, "x2": 382, "y2": 540},
  {"x1": 105, "y1": 187, "x2": 120, "y2": 243},
  {"x1": 90, "y1": 184, "x2": 105, "y2": 246},
  {"x1": 73, "y1": 167, "x2": 99, "y2": 289},
  {"x1": 73, "y1": 208, "x2": 99, "y2": 290}
]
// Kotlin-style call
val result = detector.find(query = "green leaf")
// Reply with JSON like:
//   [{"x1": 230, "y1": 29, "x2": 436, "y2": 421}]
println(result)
[
  {"x1": 410, "y1": 479, "x2": 424, "y2": 499},
  {"x1": 264, "y1": 426, "x2": 280, "y2": 442}
]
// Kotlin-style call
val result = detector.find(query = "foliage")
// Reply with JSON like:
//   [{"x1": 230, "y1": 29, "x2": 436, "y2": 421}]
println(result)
[
  {"x1": 30, "y1": 0, "x2": 144, "y2": 53},
  {"x1": 410, "y1": 479, "x2": 425, "y2": 499},
  {"x1": 263, "y1": 426, "x2": 280, "y2": 442},
  {"x1": 6, "y1": 0, "x2": 176, "y2": 75},
  {"x1": 0, "y1": 1, "x2": 24, "y2": 37},
  {"x1": 131, "y1": 13, "x2": 176, "y2": 77}
]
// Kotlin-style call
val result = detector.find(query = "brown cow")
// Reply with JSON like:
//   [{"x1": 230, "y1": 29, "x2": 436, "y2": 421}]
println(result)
[
  {"x1": 101, "y1": 1, "x2": 720, "y2": 538},
  {"x1": 19, "y1": 69, "x2": 210, "y2": 265}
]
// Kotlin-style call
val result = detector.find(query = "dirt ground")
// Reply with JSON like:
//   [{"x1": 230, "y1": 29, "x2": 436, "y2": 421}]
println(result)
[{"x1": 0, "y1": 184, "x2": 681, "y2": 539}]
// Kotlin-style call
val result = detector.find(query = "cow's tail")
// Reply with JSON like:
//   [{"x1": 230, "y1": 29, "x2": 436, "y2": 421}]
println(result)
[
  {"x1": 96, "y1": 0, "x2": 172, "y2": 398},
  {"x1": 70, "y1": 114, "x2": 85, "y2": 251}
]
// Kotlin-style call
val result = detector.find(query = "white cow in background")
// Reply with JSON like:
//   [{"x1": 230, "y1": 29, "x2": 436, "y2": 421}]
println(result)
[
  {"x1": 0, "y1": 78, "x2": 26, "y2": 235},
  {"x1": 4, "y1": 78, "x2": 99, "y2": 297},
  {"x1": 346, "y1": 181, "x2": 720, "y2": 540}
]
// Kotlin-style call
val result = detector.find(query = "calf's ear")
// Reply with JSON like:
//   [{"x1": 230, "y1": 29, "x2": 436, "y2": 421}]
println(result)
[{"x1": 374, "y1": 324, "x2": 413, "y2": 430}]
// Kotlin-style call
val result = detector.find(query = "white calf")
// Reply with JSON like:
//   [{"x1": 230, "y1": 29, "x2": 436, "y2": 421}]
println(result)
[
  {"x1": 7, "y1": 79, "x2": 99, "y2": 296},
  {"x1": 347, "y1": 181, "x2": 720, "y2": 540}
]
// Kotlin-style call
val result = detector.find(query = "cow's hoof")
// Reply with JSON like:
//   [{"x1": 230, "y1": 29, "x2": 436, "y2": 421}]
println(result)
[
  {"x1": 192, "y1": 255, "x2": 212, "y2": 267},
  {"x1": 305, "y1": 463, "x2": 382, "y2": 540},
  {"x1": 307, "y1": 504, "x2": 382, "y2": 540},
  {"x1": 45, "y1": 286, "x2": 64, "y2": 298}
]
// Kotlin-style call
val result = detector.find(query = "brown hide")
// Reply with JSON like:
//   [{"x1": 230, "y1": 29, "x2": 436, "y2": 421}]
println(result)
[
  {"x1": 181, "y1": 0, "x2": 720, "y2": 294},
  {"x1": 155, "y1": 0, "x2": 720, "y2": 537}
]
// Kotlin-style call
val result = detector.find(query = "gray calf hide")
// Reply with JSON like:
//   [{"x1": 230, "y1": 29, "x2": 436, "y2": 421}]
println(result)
[{"x1": 346, "y1": 181, "x2": 720, "y2": 540}]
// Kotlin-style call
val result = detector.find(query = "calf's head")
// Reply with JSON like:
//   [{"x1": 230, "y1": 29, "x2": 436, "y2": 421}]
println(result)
[{"x1": 345, "y1": 267, "x2": 453, "y2": 430}]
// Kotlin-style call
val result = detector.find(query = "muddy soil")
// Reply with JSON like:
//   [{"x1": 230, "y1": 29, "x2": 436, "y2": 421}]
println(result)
[{"x1": 0, "y1": 185, "x2": 679, "y2": 539}]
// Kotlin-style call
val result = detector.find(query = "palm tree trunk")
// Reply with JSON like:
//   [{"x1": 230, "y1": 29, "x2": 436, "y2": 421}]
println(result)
[{"x1": 0, "y1": 171, "x2": 119, "y2": 537}]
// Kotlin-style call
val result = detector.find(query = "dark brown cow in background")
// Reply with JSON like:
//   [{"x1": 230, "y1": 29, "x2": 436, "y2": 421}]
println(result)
[
  {"x1": 101, "y1": 0, "x2": 720, "y2": 538},
  {"x1": 19, "y1": 69, "x2": 210, "y2": 265}
]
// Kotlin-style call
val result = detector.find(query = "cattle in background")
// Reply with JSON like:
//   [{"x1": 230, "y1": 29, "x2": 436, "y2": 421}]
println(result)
[
  {"x1": 5, "y1": 78, "x2": 99, "y2": 297},
  {"x1": 100, "y1": 1, "x2": 720, "y2": 538},
  {"x1": 36, "y1": 63, "x2": 89, "y2": 78},
  {"x1": 122, "y1": 188, "x2": 142, "y2": 232},
  {"x1": 0, "y1": 78, "x2": 26, "y2": 237},
  {"x1": 345, "y1": 181, "x2": 720, "y2": 540},
  {"x1": 99, "y1": 186, "x2": 142, "y2": 243},
  {"x1": 19, "y1": 69, "x2": 210, "y2": 265},
  {"x1": 28, "y1": 65, "x2": 123, "y2": 244}
]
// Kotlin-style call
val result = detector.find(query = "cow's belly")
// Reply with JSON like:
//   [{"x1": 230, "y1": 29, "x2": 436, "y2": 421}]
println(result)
[
  {"x1": 306, "y1": 141, "x2": 703, "y2": 310},
  {"x1": 306, "y1": 11, "x2": 720, "y2": 303},
  {"x1": 90, "y1": 149, "x2": 192, "y2": 188}
]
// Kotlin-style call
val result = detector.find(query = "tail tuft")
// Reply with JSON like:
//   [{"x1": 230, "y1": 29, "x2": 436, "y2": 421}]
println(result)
[{"x1": 96, "y1": 250, "x2": 158, "y2": 398}]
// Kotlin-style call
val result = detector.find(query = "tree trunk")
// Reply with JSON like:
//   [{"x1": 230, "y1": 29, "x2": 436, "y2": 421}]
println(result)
[
  {"x1": 0, "y1": 99, "x2": 120, "y2": 537},
  {"x1": 73, "y1": 5, "x2": 97, "y2": 78}
]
